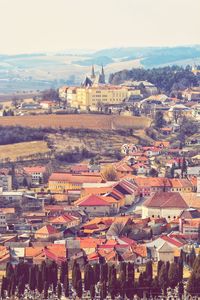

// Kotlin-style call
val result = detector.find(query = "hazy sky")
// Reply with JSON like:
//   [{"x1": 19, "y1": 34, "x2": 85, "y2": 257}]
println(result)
[{"x1": 0, "y1": 0, "x2": 200, "y2": 54}]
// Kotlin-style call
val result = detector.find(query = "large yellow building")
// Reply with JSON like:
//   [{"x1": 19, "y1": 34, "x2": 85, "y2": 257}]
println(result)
[{"x1": 72, "y1": 86, "x2": 128, "y2": 109}]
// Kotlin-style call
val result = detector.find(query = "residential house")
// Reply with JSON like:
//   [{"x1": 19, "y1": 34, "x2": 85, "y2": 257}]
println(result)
[
  {"x1": 23, "y1": 166, "x2": 47, "y2": 185},
  {"x1": 48, "y1": 172, "x2": 104, "y2": 193},
  {"x1": 0, "y1": 174, "x2": 12, "y2": 192},
  {"x1": 48, "y1": 214, "x2": 80, "y2": 229},
  {"x1": 34, "y1": 225, "x2": 62, "y2": 240},
  {"x1": 142, "y1": 192, "x2": 189, "y2": 219},
  {"x1": 74, "y1": 194, "x2": 119, "y2": 216},
  {"x1": 0, "y1": 211, "x2": 7, "y2": 233}
]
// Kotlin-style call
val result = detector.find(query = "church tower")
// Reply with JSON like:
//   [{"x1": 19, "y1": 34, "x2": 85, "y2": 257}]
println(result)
[
  {"x1": 91, "y1": 65, "x2": 95, "y2": 80},
  {"x1": 99, "y1": 65, "x2": 105, "y2": 84}
]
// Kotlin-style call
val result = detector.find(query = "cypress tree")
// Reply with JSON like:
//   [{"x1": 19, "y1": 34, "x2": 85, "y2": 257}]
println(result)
[
  {"x1": 100, "y1": 281, "x2": 107, "y2": 300},
  {"x1": 178, "y1": 281, "x2": 184, "y2": 299},
  {"x1": 90, "y1": 284, "x2": 95, "y2": 299},
  {"x1": 109, "y1": 268, "x2": 117, "y2": 300},
  {"x1": 158, "y1": 263, "x2": 168, "y2": 295},
  {"x1": 57, "y1": 282, "x2": 62, "y2": 299},
  {"x1": 168, "y1": 262, "x2": 179, "y2": 289},
  {"x1": 41, "y1": 261, "x2": 48, "y2": 283},
  {"x1": 37, "y1": 269, "x2": 44, "y2": 294},
  {"x1": 29, "y1": 265, "x2": 37, "y2": 292},
  {"x1": 100, "y1": 263, "x2": 108, "y2": 283},
  {"x1": 6, "y1": 262, "x2": 14, "y2": 281},
  {"x1": 178, "y1": 257, "x2": 183, "y2": 282},
  {"x1": 189, "y1": 247, "x2": 196, "y2": 268},
  {"x1": 151, "y1": 276, "x2": 161, "y2": 298},
  {"x1": 72, "y1": 261, "x2": 81, "y2": 290},
  {"x1": 119, "y1": 263, "x2": 126, "y2": 298},
  {"x1": 18, "y1": 275, "x2": 25, "y2": 297},
  {"x1": 76, "y1": 279, "x2": 82, "y2": 299},
  {"x1": 44, "y1": 281, "x2": 49, "y2": 299},
  {"x1": 125, "y1": 278, "x2": 135, "y2": 300},
  {"x1": 93, "y1": 263, "x2": 100, "y2": 284},
  {"x1": 63, "y1": 274, "x2": 69, "y2": 298},
  {"x1": 60, "y1": 261, "x2": 68, "y2": 284},
  {"x1": 157, "y1": 260, "x2": 164, "y2": 277},
  {"x1": 1, "y1": 276, "x2": 6, "y2": 299},
  {"x1": 187, "y1": 272, "x2": 196, "y2": 296},
  {"x1": 145, "y1": 261, "x2": 153, "y2": 285},
  {"x1": 127, "y1": 262, "x2": 134, "y2": 282},
  {"x1": 84, "y1": 263, "x2": 94, "y2": 291},
  {"x1": 10, "y1": 274, "x2": 17, "y2": 297},
  {"x1": 51, "y1": 261, "x2": 58, "y2": 293}
]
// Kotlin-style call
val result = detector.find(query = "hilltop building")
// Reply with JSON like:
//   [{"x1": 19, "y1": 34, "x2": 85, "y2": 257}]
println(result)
[{"x1": 82, "y1": 65, "x2": 106, "y2": 87}]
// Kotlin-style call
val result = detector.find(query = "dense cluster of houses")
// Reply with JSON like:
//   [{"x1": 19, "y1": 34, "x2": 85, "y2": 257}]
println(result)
[{"x1": 0, "y1": 138, "x2": 199, "y2": 271}]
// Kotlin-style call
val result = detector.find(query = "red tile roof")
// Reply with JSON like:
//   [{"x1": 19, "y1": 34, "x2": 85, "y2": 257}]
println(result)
[
  {"x1": 36, "y1": 225, "x2": 59, "y2": 235},
  {"x1": 24, "y1": 166, "x2": 46, "y2": 174},
  {"x1": 49, "y1": 214, "x2": 77, "y2": 224},
  {"x1": 49, "y1": 172, "x2": 103, "y2": 183},
  {"x1": 74, "y1": 194, "x2": 113, "y2": 206},
  {"x1": 161, "y1": 235, "x2": 184, "y2": 248},
  {"x1": 143, "y1": 192, "x2": 188, "y2": 209}
]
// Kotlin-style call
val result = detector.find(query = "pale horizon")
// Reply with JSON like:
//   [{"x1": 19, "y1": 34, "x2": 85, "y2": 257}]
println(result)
[{"x1": 0, "y1": 0, "x2": 200, "y2": 55}]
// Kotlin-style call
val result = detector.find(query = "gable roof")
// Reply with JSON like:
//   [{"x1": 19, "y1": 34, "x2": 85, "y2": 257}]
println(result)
[
  {"x1": 24, "y1": 166, "x2": 46, "y2": 174},
  {"x1": 74, "y1": 194, "x2": 113, "y2": 207},
  {"x1": 143, "y1": 192, "x2": 188, "y2": 209},
  {"x1": 35, "y1": 225, "x2": 59, "y2": 235},
  {"x1": 49, "y1": 172, "x2": 104, "y2": 184},
  {"x1": 49, "y1": 214, "x2": 78, "y2": 224}
]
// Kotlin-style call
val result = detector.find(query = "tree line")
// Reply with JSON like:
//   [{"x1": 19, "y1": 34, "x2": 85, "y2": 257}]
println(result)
[
  {"x1": 0, "y1": 255, "x2": 189, "y2": 300},
  {"x1": 109, "y1": 65, "x2": 199, "y2": 95}
]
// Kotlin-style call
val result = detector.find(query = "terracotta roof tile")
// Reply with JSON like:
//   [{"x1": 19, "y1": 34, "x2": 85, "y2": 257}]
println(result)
[{"x1": 143, "y1": 192, "x2": 188, "y2": 209}]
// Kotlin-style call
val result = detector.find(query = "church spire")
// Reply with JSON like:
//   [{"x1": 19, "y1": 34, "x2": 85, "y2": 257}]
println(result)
[
  {"x1": 100, "y1": 64, "x2": 105, "y2": 84},
  {"x1": 91, "y1": 65, "x2": 95, "y2": 79}
]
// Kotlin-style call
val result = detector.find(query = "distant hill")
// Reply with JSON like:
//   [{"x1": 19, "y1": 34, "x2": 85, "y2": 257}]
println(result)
[
  {"x1": 73, "y1": 56, "x2": 113, "y2": 66},
  {"x1": 0, "y1": 45, "x2": 200, "y2": 93}
]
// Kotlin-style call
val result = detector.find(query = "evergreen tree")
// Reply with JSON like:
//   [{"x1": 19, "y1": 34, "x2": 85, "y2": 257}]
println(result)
[
  {"x1": 170, "y1": 163, "x2": 176, "y2": 178},
  {"x1": 29, "y1": 265, "x2": 37, "y2": 292},
  {"x1": 72, "y1": 261, "x2": 81, "y2": 291},
  {"x1": 93, "y1": 263, "x2": 100, "y2": 284},
  {"x1": 100, "y1": 263, "x2": 108, "y2": 283},
  {"x1": 84, "y1": 263, "x2": 94, "y2": 291},
  {"x1": 181, "y1": 157, "x2": 187, "y2": 178},
  {"x1": 158, "y1": 264, "x2": 168, "y2": 295},
  {"x1": 187, "y1": 272, "x2": 196, "y2": 296},
  {"x1": 178, "y1": 257, "x2": 183, "y2": 282},
  {"x1": 178, "y1": 281, "x2": 184, "y2": 299},
  {"x1": 126, "y1": 278, "x2": 135, "y2": 300},
  {"x1": 6, "y1": 262, "x2": 14, "y2": 281},
  {"x1": 189, "y1": 247, "x2": 196, "y2": 268},
  {"x1": 90, "y1": 284, "x2": 95, "y2": 299},
  {"x1": 109, "y1": 269, "x2": 117, "y2": 300},
  {"x1": 57, "y1": 282, "x2": 62, "y2": 299},
  {"x1": 168, "y1": 262, "x2": 179, "y2": 289},
  {"x1": 60, "y1": 261, "x2": 68, "y2": 284},
  {"x1": 119, "y1": 262, "x2": 126, "y2": 298},
  {"x1": 1, "y1": 276, "x2": 7, "y2": 299},
  {"x1": 145, "y1": 261, "x2": 153, "y2": 285},
  {"x1": 63, "y1": 274, "x2": 69, "y2": 298},
  {"x1": 157, "y1": 260, "x2": 164, "y2": 277},
  {"x1": 151, "y1": 276, "x2": 161, "y2": 299},
  {"x1": 100, "y1": 281, "x2": 107, "y2": 300},
  {"x1": 18, "y1": 275, "x2": 25, "y2": 297},
  {"x1": 44, "y1": 281, "x2": 49, "y2": 299},
  {"x1": 155, "y1": 111, "x2": 165, "y2": 128},
  {"x1": 41, "y1": 261, "x2": 48, "y2": 283},
  {"x1": 76, "y1": 279, "x2": 82, "y2": 299},
  {"x1": 36, "y1": 269, "x2": 44, "y2": 294}
]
